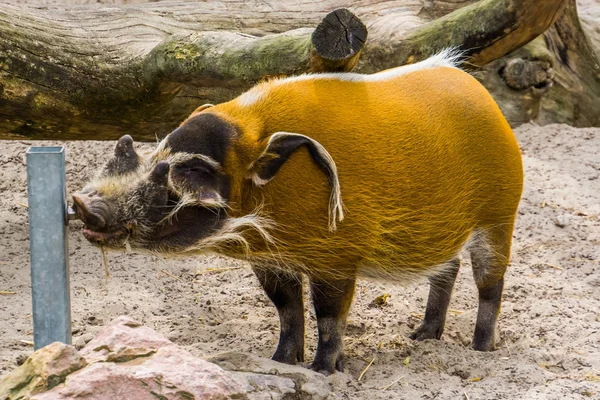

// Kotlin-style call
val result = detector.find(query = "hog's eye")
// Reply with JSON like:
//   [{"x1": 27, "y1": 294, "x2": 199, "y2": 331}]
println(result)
[
  {"x1": 172, "y1": 160, "x2": 217, "y2": 191},
  {"x1": 182, "y1": 166, "x2": 210, "y2": 178}
]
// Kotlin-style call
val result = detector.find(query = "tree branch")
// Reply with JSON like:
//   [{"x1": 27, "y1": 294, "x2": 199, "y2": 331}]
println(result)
[{"x1": 360, "y1": 0, "x2": 568, "y2": 71}]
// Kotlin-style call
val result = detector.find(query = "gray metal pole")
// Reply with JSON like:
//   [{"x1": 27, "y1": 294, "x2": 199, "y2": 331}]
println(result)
[{"x1": 26, "y1": 146, "x2": 72, "y2": 350}]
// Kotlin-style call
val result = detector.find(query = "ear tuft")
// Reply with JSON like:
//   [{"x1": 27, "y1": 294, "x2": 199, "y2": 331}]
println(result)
[
  {"x1": 183, "y1": 104, "x2": 216, "y2": 125},
  {"x1": 194, "y1": 104, "x2": 215, "y2": 113}
]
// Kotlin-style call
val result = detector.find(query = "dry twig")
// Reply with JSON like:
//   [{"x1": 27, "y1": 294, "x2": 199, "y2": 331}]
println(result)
[
  {"x1": 541, "y1": 263, "x2": 563, "y2": 270},
  {"x1": 194, "y1": 266, "x2": 243, "y2": 277},
  {"x1": 379, "y1": 376, "x2": 404, "y2": 390},
  {"x1": 358, "y1": 357, "x2": 375, "y2": 381},
  {"x1": 160, "y1": 269, "x2": 183, "y2": 281}
]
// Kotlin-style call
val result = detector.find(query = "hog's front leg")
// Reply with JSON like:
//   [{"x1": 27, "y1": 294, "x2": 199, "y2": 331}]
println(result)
[
  {"x1": 252, "y1": 266, "x2": 305, "y2": 364},
  {"x1": 310, "y1": 273, "x2": 356, "y2": 375}
]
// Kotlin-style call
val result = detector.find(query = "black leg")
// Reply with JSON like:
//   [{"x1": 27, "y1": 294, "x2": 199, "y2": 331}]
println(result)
[
  {"x1": 410, "y1": 258, "x2": 460, "y2": 341},
  {"x1": 472, "y1": 278, "x2": 504, "y2": 351},
  {"x1": 470, "y1": 224, "x2": 513, "y2": 351},
  {"x1": 253, "y1": 266, "x2": 305, "y2": 364},
  {"x1": 310, "y1": 274, "x2": 356, "y2": 375}
]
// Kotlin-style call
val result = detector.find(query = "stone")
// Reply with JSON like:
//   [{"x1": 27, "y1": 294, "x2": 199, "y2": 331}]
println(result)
[
  {"x1": 80, "y1": 333, "x2": 94, "y2": 344},
  {"x1": 2, "y1": 316, "x2": 332, "y2": 400},
  {"x1": 15, "y1": 353, "x2": 29, "y2": 366},
  {"x1": 33, "y1": 347, "x2": 246, "y2": 400},
  {"x1": 0, "y1": 342, "x2": 86, "y2": 400},
  {"x1": 554, "y1": 214, "x2": 569, "y2": 228},
  {"x1": 73, "y1": 337, "x2": 86, "y2": 350},
  {"x1": 206, "y1": 352, "x2": 332, "y2": 400},
  {"x1": 79, "y1": 315, "x2": 174, "y2": 364}
]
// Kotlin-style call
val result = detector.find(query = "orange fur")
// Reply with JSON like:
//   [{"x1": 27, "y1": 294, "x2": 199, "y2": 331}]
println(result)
[{"x1": 195, "y1": 65, "x2": 523, "y2": 280}]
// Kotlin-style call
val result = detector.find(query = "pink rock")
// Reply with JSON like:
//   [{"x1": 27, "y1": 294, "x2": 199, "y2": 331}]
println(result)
[
  {"x1": 33, "y1": 347, "x2": 246, "y2": 400},
  {"x1": 0, "y1": 342, "x2": 86, "y2": 399},
  {"x1": 5, "y1": 316, "x2": 330, "y2": 399},
  {"x1": 79, "y1": 315, "x2": 174, "y2": 364}
]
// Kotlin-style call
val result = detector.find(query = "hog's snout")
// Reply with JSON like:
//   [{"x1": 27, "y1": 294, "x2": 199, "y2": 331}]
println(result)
[
  {"x1": 72, "y1": 193, "x2": 130, "y2": 246},
  {"x1": 72, "y1": 193, "x2": 107, "y2": 230}
]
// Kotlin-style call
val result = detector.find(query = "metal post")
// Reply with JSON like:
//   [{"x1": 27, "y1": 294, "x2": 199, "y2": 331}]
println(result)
[{"x1": 26, "y1": 146, "x2": 71, "y2": 350}]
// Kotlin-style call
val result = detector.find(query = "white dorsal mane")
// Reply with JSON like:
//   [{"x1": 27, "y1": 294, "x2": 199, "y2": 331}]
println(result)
[{"x1": 237, "y1": 48, "x2": 464, "y2": 107}]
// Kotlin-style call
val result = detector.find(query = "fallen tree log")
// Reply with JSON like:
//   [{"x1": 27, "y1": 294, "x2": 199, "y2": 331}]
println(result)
[
  {"x1": 0, "y1": 6, "x2": 368, "y2": 140},
  {"x1": 0, "y1": 0, "x2": 574, "y2": 140}
]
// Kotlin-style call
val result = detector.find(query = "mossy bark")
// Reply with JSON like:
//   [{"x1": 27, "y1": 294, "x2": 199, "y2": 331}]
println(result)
[
  {"x1": 359, "y1": 0, "x2": 566, "y2": 71},
  {"x1": 0, "y1": 26, "x2": 316, "y2": 140},
  {"x1": 0, "y1": 3, "x2": 370, "y2": 141}
]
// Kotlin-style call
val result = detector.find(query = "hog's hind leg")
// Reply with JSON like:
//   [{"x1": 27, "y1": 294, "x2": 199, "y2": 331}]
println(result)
[
  {"x1": 410, "y1": 258, "x2": 460, "y2": 341},
  {"x1": 310, "y1": 273, "x2": 356, "y2": 375},
  {"x1": 252, "y1": 266, "x2": 305, "y2": 364},
  {"x1": 470, "y1": 223, "x2": 514, "y2": 351}
]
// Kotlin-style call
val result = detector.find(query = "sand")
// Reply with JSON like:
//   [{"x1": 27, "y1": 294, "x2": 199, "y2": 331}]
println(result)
[{"x1": 0, "y1": 123, "x2": 598, "y2": 399}]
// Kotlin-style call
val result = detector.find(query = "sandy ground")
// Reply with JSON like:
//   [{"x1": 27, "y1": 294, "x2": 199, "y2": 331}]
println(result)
[
  {"x1": 0, "y1": 123, "x2": 598, "y2": 399},
  {"x1": 2, "y1": 0, "x2": 600, "y2": 398}
]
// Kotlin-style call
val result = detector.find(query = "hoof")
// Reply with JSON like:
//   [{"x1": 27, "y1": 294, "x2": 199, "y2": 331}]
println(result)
[
  {"x1": 272, "y1": 347, "x2": 304, "y2": 365},
  {"x1": 471, "y1": 340, "x2": 496, "y2": 352},
  {"x1": 310, "y1": 355, "x2": 344, "y2": 375},
  {"x1": 409, "y1": 322, "x2": 443, "y2": 341}
]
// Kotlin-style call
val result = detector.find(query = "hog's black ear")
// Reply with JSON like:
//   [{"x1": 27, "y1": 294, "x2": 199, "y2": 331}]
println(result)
[
  {"x1": 103, "y1": 135, "x2": 140, "y2": 176},
  {"x1": 248, "y1": 132, "x2": 344, "y2": 232}
]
